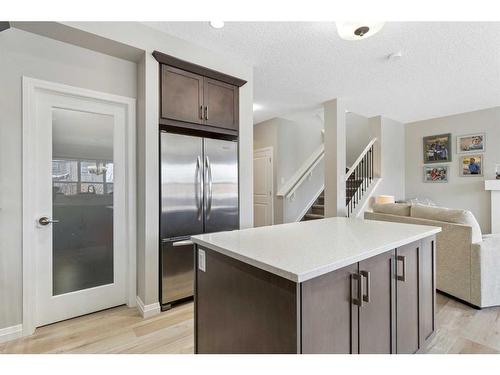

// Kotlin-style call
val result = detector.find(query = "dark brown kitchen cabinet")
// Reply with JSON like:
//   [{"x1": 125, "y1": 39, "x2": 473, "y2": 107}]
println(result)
[
  {"x1": 301, "y1": 251, "x2": 395, "y2": 354},
  {"x1": 419, "y1": 236, "x2": 436, "y2": 345},
  {"x1": 195, "y1": 236, "x2": 436, "y2": 354},
  {"x1": 396, "y1": 242, "x2": 420, "y2": 354},
  {"x1": 301, "y1": 263, "x2": 358, "y2": 354},
  {"x1": 358, "y1": 250, "x2": 395, "y2": 354},
  {"x1": 160, "y1": 65, "x2": 204, "y2": 125},
  {"x1": 300, "y1": 239, "x2": 435, "y2": 354},
  {"x1": 154, "y1": 50, "x2": 246, "y2": 136},
  {"x1": 203, "y1": 78, "x2": 238, "y2": 131}
]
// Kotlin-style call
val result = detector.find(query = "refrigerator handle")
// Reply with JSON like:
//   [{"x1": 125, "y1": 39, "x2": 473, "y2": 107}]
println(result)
[
  {"x1": 196, "y1": 156, "x2": 203, "y2": 221},
  {"x1": 205, "y1": 155, "x2": 213, "y2": 220}
]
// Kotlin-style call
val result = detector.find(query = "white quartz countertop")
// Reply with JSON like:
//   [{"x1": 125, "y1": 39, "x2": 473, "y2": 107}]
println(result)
[{"x1": 191, "y1": 217, "x2": 441, "y2": 282}]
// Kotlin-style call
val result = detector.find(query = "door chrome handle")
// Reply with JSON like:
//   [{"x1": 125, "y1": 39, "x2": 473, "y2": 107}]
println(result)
[
  {"x1": 397, "y1": 255, "x2": 406, "y2": 282},
  {"x1": 38, "y1": 217, "x2": 59, "y2": 226},
  {"x1": 199, "y1": 105, "x2": 203, "y2": 120},
  {"x1": 352, "y1": 273, "x2": 363, "y2": 307},
  {"x1": 204, "y1": 106, "x2": 208, "y2": 120},
  {"x1": 172, "y1": 240, "x2": 194, "y2": 247},
  {"x1": 360, "y1": 270, "x2": 371, "y2": 303},
  {"x1": 196, "y1": 156, "x2": 203, "y2": 221}
]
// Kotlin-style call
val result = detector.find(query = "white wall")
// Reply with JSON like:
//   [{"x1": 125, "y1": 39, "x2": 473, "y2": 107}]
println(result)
[
  {"x1": 346, "y1": 112, "x2": 372, "y2": 167},
  {"x1": 254, "y1": 109, "x2": 324, "y2": 223},
  {"x1": 406, "y1": 107, "x2": 500, "y2": 234},
  {"x1": 0, "y1": 28, "x2": 137, "y2": 330},
  {"x1": 370, "y1": 116, "x2": 406, "y2": 202}
]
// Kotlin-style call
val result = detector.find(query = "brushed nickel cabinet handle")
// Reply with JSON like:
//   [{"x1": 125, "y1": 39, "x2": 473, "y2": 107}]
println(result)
[
  {"x1": 352, "y1": 273, "x2": 363, "y2": 307},
  {"x1": 397, "y1": 255, "x2": 407, "y2": 282},
  {"x1": 204, "y1": 106, "x2": 208, "y2": 120},
  {"x1": 360, "y1": 270, "x2": 371, "y2": 303},
  {"x1": 199, "y1": 105, "x2": 203, "y2": 120}
]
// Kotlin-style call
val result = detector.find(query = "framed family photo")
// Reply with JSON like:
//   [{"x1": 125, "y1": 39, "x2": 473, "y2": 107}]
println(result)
[
  {"x1": 460, "y1": 154, "x2": 483, "y2": 177},
  {"x1": 423, "y1": 133, "x2": 452, "y2": 163},
  {"x1": 423, "y1": 165, "x2": 449, "y2": 183},
  {"x1": 457, "y1": 133, "x2": 485, "y2": 154}
]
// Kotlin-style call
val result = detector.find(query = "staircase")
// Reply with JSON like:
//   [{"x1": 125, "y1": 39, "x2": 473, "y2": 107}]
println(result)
[
  {"x1": 302, "y1": 192, "x2": 324, "y2": 221},
  {"x1": 300, "y1": 138, "x2": 378, "y2": 221},
  {"x1": 279, "y1": 138, "x2": 378, "y2": 223},
  {"x1": 302, "y1": 171, "x2": 364, "y2": 221}
]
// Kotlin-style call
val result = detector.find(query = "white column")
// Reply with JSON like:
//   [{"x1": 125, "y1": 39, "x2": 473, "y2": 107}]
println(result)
[
  {"x1": 485, "y1": 180, "x2": 500, "y2": 234},
  {"x1": 323, "y1": 98, "x2": 347, "y2": 217}
]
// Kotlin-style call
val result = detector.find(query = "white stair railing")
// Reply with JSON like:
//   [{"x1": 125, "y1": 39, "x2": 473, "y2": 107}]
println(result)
[{"x1": 345, "y1": 138, "x2": 377, "y2": 217}]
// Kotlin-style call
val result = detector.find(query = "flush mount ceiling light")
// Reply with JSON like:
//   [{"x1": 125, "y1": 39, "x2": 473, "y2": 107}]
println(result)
[
  {"x1": 209, "y1": 21, "x2": 225, "y2": 29},
  {"x1": 336, "y1": 22, "x2": 385, "y2": 41},
  {"x1": 253, "y1": 103, "x2": 263, "y2": 112}
]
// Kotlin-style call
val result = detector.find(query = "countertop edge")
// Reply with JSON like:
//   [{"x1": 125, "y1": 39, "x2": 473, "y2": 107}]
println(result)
[{"x1": 191, "y1": 227, "x2": 441, "y2": 283}]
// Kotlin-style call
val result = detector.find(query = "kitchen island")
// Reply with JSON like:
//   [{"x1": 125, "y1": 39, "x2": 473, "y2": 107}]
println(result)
[{"x1": 191, "y1": 217, "x2": 441, "y2": 354}]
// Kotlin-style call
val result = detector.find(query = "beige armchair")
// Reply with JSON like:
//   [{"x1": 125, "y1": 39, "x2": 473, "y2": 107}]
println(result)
[{"x1": 365, "y1": 203, "x2": 500, "y2": 308}]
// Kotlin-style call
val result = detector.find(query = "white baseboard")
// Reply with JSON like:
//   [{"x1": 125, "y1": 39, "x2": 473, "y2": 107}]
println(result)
[
  {"x1": 136, "y1": 296, "x2": 161, "y2": 319},
  {"x1": 0, "y1": 324, "x2": 23, "y2": 344}
]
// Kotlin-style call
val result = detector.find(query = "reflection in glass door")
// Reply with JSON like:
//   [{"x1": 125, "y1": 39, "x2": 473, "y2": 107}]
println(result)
[{"x1": 51, "y1": 108, "x2": 114, "y2": 296}]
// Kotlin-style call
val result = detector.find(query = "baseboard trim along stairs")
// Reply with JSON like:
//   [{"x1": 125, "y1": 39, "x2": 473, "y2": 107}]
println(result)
[
  {"x1": 136, "y1": 296, "x2": 161, "y2": 319},
  {"x1": 0, "y1": 324, "x2": 23, "y2": 344}
]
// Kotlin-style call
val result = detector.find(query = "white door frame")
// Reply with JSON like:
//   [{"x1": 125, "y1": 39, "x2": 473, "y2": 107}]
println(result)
[
  {"x1": 22, "y1": 77, "x2": 137, "y2": 336},
  {"x1": 253, "y1": 147, "x2": 274, "y2": 225}
]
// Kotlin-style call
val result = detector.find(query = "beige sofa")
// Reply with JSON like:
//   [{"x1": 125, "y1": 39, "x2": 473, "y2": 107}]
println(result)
[{"x1": 365, "y1": 203, "x2": 500, "y2": 308}]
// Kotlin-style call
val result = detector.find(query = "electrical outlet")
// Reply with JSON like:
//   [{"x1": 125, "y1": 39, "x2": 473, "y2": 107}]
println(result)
[{"x1": 198, "y1": 249, "x2": 206, "y2": 272}]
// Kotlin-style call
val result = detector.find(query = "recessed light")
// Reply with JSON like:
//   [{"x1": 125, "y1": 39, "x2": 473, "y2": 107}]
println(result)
[
  {"x1": 209, "y1": 21, "x2": 225, "y2": 29},
  {"x1": 253, "y1": 103, "x2": 262, "y2": 112}
]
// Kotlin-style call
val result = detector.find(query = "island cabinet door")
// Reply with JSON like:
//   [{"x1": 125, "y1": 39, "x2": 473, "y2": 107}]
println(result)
[
  {"x1": 358, "y1": 250, "x2": 396, "y2": 354},
  {"x1": 301, "y1": 263, "x2": 359, "y2": 354},
  {"x1": 395, "y1": 242, "x2": 420, "y2": 354},
  {"x1": 419, "y1": 236, "x2": 436, "y2": 346}
]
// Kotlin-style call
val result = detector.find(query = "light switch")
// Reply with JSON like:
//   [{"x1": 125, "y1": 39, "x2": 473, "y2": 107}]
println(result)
[{"x1": 198, "y1": 249, "x2": 206, "y2": 272}]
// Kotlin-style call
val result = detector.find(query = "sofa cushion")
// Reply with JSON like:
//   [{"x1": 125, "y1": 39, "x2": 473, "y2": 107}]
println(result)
[
  {"x1": 372, "y1": 203, "x2": 411, "y2": 217},
  {"x1": 411, "y1": 205, "x2": 482, "y2": 243}
]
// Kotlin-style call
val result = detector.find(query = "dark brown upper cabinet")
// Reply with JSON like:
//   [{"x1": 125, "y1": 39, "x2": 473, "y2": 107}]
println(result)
[
  {"x1": 154, "y1": 51, "x2": 246, "y2": 136},
  {"x1": 161, "y1": 65, "x2": 204, "y2": 125},
  {"x1": 203, "y1": 78, "x2": 238, "y2": 131}
]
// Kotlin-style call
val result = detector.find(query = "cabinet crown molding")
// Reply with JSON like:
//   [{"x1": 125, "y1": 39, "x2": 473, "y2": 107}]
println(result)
[{"x1": 153, "y1": 50, "x2": 247, "y2": 88}]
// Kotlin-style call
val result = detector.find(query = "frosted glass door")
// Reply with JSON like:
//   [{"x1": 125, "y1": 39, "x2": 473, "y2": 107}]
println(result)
[
  {"x1": 34, "y1": 89, "x2": 128, "y2": 327},
  {"x1": 51, "y1": 109, "x2": 115, "y2": 295}
]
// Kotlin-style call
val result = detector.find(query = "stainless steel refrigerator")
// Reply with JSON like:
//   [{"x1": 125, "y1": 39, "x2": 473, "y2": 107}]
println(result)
[{"x1": 160, "y1": 131, "x2": 238, "y2": 309}]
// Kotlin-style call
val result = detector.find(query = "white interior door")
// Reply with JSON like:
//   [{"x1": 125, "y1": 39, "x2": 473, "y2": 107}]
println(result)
[
  {"x1": 32, "y1": 89, "x2": 129, "y2": 327},
  {"x1": 253, "y1": 148, "x2": 274, "y2": 227}
]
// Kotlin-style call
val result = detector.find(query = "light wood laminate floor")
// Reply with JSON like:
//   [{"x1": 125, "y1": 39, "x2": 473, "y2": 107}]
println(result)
[
  {"x1": 2, "y1": 293, "x2": 500, "y2": 354},
  {"x1": 0, "y1": 301, "x2": 194, "y2": 354},
  {"x1": 421, "y1": 293, "x2": 500, "y2": 354}
]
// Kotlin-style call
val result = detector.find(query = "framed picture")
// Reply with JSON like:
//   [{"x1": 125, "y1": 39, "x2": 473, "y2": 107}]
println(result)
[
  {"x1": 423, "y1": 165, "x2": 449, "y2": 183},
  {"x1": 423, "y1": 133, "x2": 452, "y2": 163},
  {"x1": 457, "y1": 133, "x2": 485, "y2": 154},
  {"x1": 460, "y1": 154, "x2": 484, "y2": 177}
]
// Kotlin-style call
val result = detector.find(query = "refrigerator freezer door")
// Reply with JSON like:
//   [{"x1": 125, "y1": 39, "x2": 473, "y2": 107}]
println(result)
[
  {"x1": 161, "y1": 240, "x2": 194, "y2": 305},
  {"x1": 203, "y1": 138, "x2": 239, "y2": 233},
  {"x1": 161, "y1": 132, "x2": 204, "y2": 239}
]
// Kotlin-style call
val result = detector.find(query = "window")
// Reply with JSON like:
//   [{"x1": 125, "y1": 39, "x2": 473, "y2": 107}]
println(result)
[{"x1": 52, "y1": 159, "x2": 113, "y2": 196}]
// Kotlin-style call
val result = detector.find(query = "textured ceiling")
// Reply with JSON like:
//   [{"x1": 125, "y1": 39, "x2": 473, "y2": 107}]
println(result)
[{"x1": 144, "y1": 22, "x2": 500, "y2": 124}]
